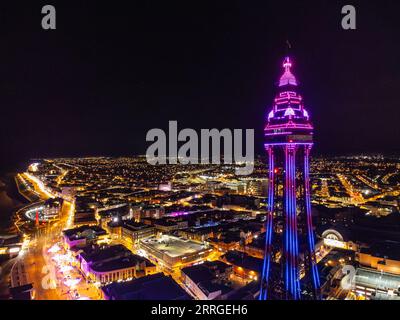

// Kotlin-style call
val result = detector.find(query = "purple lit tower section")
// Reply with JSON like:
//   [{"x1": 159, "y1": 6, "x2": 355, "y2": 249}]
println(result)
[{"x1": 259, "y1": 57, "x2": 320, "y2": 300}]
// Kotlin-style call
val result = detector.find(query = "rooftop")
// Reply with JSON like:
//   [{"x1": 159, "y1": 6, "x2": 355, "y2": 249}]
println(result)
[
  {"x1": 102, "y1": 273, "x2": 191, "y2": 300},
  {"x1": 140, "y1": 235, "x2": 209, "y2": 258},
  {"x1": 356, "y1": 267, "x2": 400, "y2": 291},
  {"x1": 91, "y1": 254, "x2": 154, "y2": 272},
  {"x1": 63, "y1": 225, "x2": 106, "y2": 241},
  {"x1": 360, "y1": 241, "x2": 400, "y2": 261},
  {"x1": 182, "y1": 265, "x2": 214, "y2": 284},
  {"x1": 182, "y1": 260, "x2": 232, "y2": 284},
  {"x1": 222, "y1": 250, "x2": 263, "y2": 273},
  {"x1": 80, "y1": 244, "x2": 130, "y2": 264},
  {"x1": 123, "y1": 220, "x2": 154, "y2": 232}
]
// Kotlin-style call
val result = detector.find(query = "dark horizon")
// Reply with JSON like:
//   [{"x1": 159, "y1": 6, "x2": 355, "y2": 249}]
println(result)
[{"x1": 1, "y1": 0, "x2": 400, "y2": 169}]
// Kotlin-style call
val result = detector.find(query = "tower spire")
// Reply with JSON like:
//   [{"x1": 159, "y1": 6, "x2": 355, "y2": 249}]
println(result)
[
  {"x1": 285, "y1": 40, "x2": 292, "y2": 56},
  {"x1": 283, "y1": 57, "x2": 292, "y2": 72},
  {"x1": 279, "y1": 54, "x2": 297, "y2": 87},
  {"x1": 284, "y1": 40, "x2": 293, "y2": 72}
]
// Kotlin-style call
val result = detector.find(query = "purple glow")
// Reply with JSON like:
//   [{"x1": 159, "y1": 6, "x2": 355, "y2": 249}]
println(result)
[
  {"x1": 265, "y1": 123, "x2": 313, "y2": 130},
  {"x1": 266, "y1": 57, "x2": 312, "y2": 130},
  {"x1": 284, "y1": 107, "x2": 295, "y2": 117},
  {"x1": 264, "y1": 142, "x2": 313, "y2": 147},
  {"x1": 279, "y1": 57, "x2": 298, "y2": 87},
  {"x1": 268, "y1": 110, "x2": 274, "y2": 120},
  {"x1": 169, "y1": 211, "x2": 190, "y2": 217}
]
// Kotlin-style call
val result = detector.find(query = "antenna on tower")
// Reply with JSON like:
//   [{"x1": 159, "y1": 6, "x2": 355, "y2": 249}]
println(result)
[{"x1": 286, "y1": 40, "x2": 292, "y2": 56}]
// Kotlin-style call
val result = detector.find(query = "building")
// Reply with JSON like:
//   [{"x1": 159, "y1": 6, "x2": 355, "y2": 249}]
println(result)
[
  {"x1": 73, "y1": 196, "x2": 98, "y2": 225},
  {"x1": 0, "y1": 234, "x2": 23, "y2": 257},
  {"x1": 78, "y1": 244, "x2": 156, "y2": 285},
  {"x1": 9, "y1": 260, "x2": 34, "y2": 300},
  {"x1": 243, "y1": 233, "x2": 266, "y2": 259},
  {"x1": 61, "y1": 186, "x2": 76, "y2": 201},
  {"x1": 121, "y1": 220, "x2": 156, "y2": 243},
  {"x1": 221, "y1": 250, "x2": 263, "y2": 283},
  {"x1": 209, "y1": 236, "x2": 240, "y2": 253},
  {"x1": 154, "y1": 220, "x2": 180, "y2": 233},
  {"x1": 357, "y1": 241, "x2": 400, "y2": 275},
  {"x1": 102, "y1": 273, "x2": 190, "y2": 300},
  {"x1": 23, "y1": 198, "x2": 63, "y2": 223},
  {"x1": 74, "y1": 208, "x2": 97, "y2": 226},
  {"x1": 260, "y1": 56, "x2": 321, "y2": 300},
  {"x1": 154, "y1": 219, "x2": 188, "y2": 233},
  {"x1": 158, "y1": 182, "x2": 172, "y2": 191},
  {"x1": 62, "y1": 225, "x2": 107, "y2": 249},
  {"x1": 321, "y1": 227, "x2": 358, "y2": 251},
  {"x1": 135, "y1": 205, "x2": 165, "y2": 221},
  {"x1": 9, "y1": 284, "x2": 34, "y2": 300},
  {"x1": 245, "y1": 178, "x2": 268, "y2": 197},
  {"x1": 181, "y1": 261, "x2": 233, "y2": 300},
  {"x1": 139, "y1": 235, "x2": 212, "y2": 271},
  {"x1": 98, "y1": 204, "x2": 131, "y2": 227},
  {"x1": 178, "y1": 227, "x2": 214, "y2": 242},
  {"x1": 42, "y1": 197, "x2": 63, "y2": 219},
  {"x1": 352, "y1": 267, "x2": 400, "y2": 300}
]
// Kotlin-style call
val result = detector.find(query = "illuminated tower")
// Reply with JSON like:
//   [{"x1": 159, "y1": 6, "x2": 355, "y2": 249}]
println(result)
[{"x1": 259, "y1": 57, "x2": 320, "y2": 300}]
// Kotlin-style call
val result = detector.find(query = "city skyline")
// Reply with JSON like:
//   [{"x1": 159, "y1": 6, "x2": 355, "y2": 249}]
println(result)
[{"x1": 1, "y1": 1, "x2": 400, "y2": 171}]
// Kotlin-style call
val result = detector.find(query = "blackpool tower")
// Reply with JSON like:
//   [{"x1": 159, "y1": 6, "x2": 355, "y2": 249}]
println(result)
[{"x1": 259, "y1": 56, "x2": 320, "y2": 300}]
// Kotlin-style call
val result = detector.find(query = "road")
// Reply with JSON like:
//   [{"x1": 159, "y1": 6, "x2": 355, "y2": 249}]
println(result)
[
  {"x1": 23, "y1": 237, "x2": 61, "y2": 300},
  {"x1": 18, "y1": 198, "x2": 73, "y2": 299},
  {"x1": 337, "y1": 174, "x2": 365, "y2": 204},
  {"x1": 13, "y1": 172, "x2": 81, "y2": 299}
]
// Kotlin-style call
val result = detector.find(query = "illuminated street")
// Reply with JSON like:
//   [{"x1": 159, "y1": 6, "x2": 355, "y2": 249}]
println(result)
[{"x1": 13, "y1": 171, "x2": 101, "y2": 300}]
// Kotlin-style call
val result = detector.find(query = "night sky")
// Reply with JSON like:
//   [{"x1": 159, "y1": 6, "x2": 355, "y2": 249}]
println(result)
[{"x1": 0, "y1": 0, "x2": 400, "y2": 170}]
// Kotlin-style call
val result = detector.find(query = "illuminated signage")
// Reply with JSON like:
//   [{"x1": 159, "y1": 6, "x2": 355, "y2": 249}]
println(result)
[
  {"x1": 324, "y1": 238, "x2": 347, "y2": 249},
  {"x1": 288, "y1": 135, "x2": 312, "y2": 141},
  {"x1": 9, "y1": 247, "x2": 21, "y2": 254}
]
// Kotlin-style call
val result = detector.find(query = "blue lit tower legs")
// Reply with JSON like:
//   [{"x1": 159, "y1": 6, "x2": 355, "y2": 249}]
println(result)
[
  {"x1": 259, "y1": 146, "x2": 274, "y2": 300},
  {"x1": 259, "y1": 57, "x2": 320, "y2": 300},
  {"x1": 304, "y1": 145, "x2": 321, "y2": 298},
  {"x1": 284, "y1": 144, "x2": 301, "y2": 299}
]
